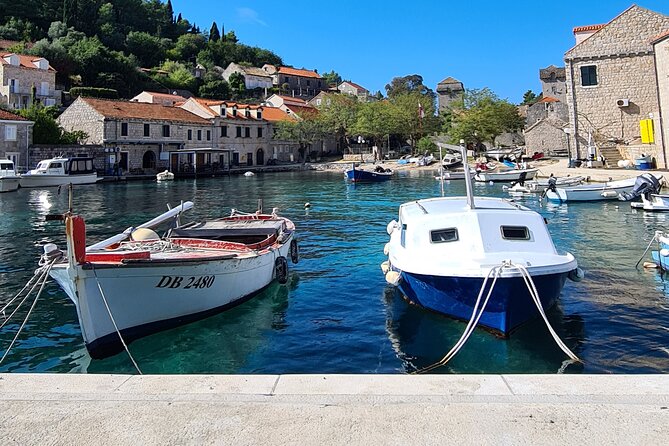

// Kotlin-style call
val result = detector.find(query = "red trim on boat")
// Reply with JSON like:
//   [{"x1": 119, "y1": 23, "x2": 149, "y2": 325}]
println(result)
[{"x1": 85, "y1": 251, "x2": 151, "y2": 263}]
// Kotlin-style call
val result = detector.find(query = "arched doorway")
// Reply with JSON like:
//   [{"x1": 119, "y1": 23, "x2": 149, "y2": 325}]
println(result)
[
  {"x1": 256, "y1": 148, "x2": 265, "y2": 166},
  {"x1": 142, "y1": 150, "x2": 156, "y2": 170}
]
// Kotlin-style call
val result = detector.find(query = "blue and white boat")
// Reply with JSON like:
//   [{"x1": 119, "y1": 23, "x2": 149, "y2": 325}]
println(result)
[
  {"x1": 344, "y1": 164, "x2": 392, "y2": 182},
  {"x1": 382, "y1": 145, "x2": 582, "y2": 336}
]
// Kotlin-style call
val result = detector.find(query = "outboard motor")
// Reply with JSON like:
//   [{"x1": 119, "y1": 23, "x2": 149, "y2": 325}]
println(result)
[
  {"x1": 618, "y1": 173, "x2": 661, "y2": 201},
  {"x1": 510, "y1": 171, "x2": 528, "y2": 188}
]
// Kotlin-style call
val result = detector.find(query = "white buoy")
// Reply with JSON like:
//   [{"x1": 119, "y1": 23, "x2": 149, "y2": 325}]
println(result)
[
  {"x1": 489, "y1": 181, "x2": 494, "y2": 185},
  {"x1": 244, "y1": 171, "x2": 255, "y2": 177},
  {"x1": 304, "y1": 202, "x2": 311, "y2": 208},
  {"x1": 380, "y1": 261, "x2": 390, "y2": 274},
  {"x1": 643, "y1": 261, "x2": 659, "y2": 269},
  {"x1": 385, "y1": 270, "x2": 401, "y2": 286},
  {"x1": 660, "y1": 249, "x2": 669, "y2": 258}
]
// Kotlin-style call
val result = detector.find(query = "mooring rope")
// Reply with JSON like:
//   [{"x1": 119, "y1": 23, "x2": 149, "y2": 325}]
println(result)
[
  {"x1": 91, "y1": 267, "x2": 142, "y2": 375},
  {"x1": 0, "y1": 266, "x2": 51, "y2": 329},
  {"x1": 413, "y1": 260, "x2": 581, "y2": 374},
  {"x1": 636, "y1": 231, "x2": 662, "y2": 268}
]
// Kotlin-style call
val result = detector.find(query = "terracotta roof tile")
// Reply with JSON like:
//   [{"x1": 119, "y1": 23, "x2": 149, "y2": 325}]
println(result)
[
  {"x1": 81, "y1": 97, "x2": 210, "y2": 124},
  {"x1": 278, "y1": 67, "x2": 321, "y2": 79},
  {"x1": 0, "y1": 109, "x2": 28, "y2": 121},
  {"x1": 341, "y1": 81, "x2": 367, "y2": 92},
  {"x1": 0, "y1": 52, "x2": 55, "y2": 72},
  {"x1": 143, "y1": 91, "x2": 187, "y2": 102},
  {"x1": 275, "y1": 95, "x2": 309, "y2": 106},
  {"x1": 538, "y1": 96, "x2": 560, "y2": 103},
  {"x1": 651, "y1": 30, "x2": 669, "y2": 44},
  {"x1": 572, "y1": 24, "x2": 606, "y2": 33},
  {"x1": 262, "y1": 107, "x2": 297, "y2": 122}
]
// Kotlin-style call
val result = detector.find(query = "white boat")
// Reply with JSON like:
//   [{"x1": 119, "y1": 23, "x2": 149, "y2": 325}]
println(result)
[
  {"x1": 474, "y1": 168, "x2": 539, "y2": 183},
  {"x1": 621, "y1": 173, "x2": 669, "y2": 211},
  {"x1": 503, "y1": 176, "x2": 586, "y2": 194},
  {"x1": 544, "y1": 177, "x2": 643, "y2": 202},
  {"x1": 435, "y1": 168, "x2": 476, "y2": 180},
  {"x1": 47, "y1": 202, "x2": 298, "y2": 358},
  {"x1": 156, "y1": 170, "x2": 174, "y2": 181},
  {"x1": 442, "y1": 152, "x2": 462, "y2": 168},
  {"x1": 20, "y1": 156, "x2": 100, "y2": 188},
  {"x1": 484, "y1": 146, "x2": 524, "y2": 161},
  {"x1": 631, "y1": 194, "x2": 669, "y2": 211},
  {"x1": 0, "y1": 159, "x2": 20, "y2": 192},
  {"x1": 383, "y1": 144, "x2": 581, "y2": 338}
]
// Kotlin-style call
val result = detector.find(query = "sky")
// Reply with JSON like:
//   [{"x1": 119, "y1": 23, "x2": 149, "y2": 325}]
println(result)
[{"x1": 170, "y1": 1, "x2": 669, "y2": 104}]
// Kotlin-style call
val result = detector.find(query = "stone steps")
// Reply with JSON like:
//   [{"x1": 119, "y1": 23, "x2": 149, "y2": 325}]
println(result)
[{"x1": 598, "y1": 147, "x2": 623, "y2": 166}]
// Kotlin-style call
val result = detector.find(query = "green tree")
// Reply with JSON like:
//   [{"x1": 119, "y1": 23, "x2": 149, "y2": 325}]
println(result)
[
  {"x1": 385, "y1": 74, "x2": 435, "y2": 99},
  {"x1": 321, "y1": 70, "x2": 341, "y2": 87},
  {"x1": 352, "y1": 100, "x2": 394, "y2": 155},
  {"x1": 389, "y1": 92, "x2": 439, "y2": 148},
  {"x1": 273, "y1": 116, "x2": 325, "y2": 163},
  {"x1": 17, "y1": 104, "x2": 87, "y2": 144},
  {"x1": 521, "y1": 89, "x2": 540, "y2": 106},
  {"x1": 126, "y1": 31, "x2": 166, "y2": 67},
  {"x1": 209, "y1": 21, "x2": 220, "y2": 42},
  {"x1": 157, "y1": 60, "x2": 197, "y2": 92},
  {"x1": 316, "y1": 93, "x2": 358, "y2": 152},
  {"x1": 228, "y1": 71, "x2": 245, "y2": 93},
  {"x1": 199, "y1": 79, "x2": 230, "y2": 99}
]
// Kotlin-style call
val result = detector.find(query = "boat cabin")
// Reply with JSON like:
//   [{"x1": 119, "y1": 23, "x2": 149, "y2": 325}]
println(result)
[
  {"x1": 0, "y1": 159, "x2": 17, "y2": 177},
  {"x1": 30, "y1": 157, "x2": 96, "y2": 176}
]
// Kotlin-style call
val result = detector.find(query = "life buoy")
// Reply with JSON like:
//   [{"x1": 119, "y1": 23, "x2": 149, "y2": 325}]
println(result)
[
  {"x1": 275, "y1": 256, "x2": 288, "y2": 284},
  {"x1": 290, "y1": 239, "x2": 299, "y2": 264}
]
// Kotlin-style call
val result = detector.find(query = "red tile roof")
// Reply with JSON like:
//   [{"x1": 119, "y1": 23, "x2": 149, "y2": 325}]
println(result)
[
  {"x1": 143, "y1": 91, "x2": 187, "y2": 102},
  {"x1": 341, "y1": 81, "x2": 367, "y2": 92},
  {"x1": 278, "y1": 67, "x2": 321, "y2": 79},
  {"x1": 275, "y1": 95, "x2": 309, "y2": 106},
  {"x1": 80, "y1": 97, "x2": 211, "y2": 124},
  {"x1": 538, "y1": 96, "x2": 560, "y2": 103},
  {"x1": 572, "y1": 24, "x2": 606, "y2": 33},
  {"x1": 0, "y1": 52, "x2": 55, "y2": 71},
  {"x1": 651, "y1": 30, "x2": 669, "y2": 44},
  {"x1": 0, "y1": 109, "x2": 28, "y2": 121},
  {"x1": 286, "y1": 104, "x2": 318, "y2": 117},
  {"x1": 262, "y1": 107, "x2": 297, "y2": 122}
]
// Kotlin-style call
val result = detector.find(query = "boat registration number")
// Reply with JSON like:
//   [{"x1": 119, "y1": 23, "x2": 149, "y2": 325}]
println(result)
[{"x1": 156, "y1": 275, "x2": 216, "y2": 289}]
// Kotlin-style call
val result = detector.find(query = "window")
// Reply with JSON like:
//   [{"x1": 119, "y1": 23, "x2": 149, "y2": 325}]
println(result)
[
  {"x1": 143, "y1": 124, "x2": 150, "y2": 137},
  {"x1": 257, "y1": 111, "x2": 262, "y2": 119},
  {"x1": 580, "y1": 65, "x2": 598, "y2": 87},
  {"x1": 187, "y1": 129, "x2": 192, "y2": 140},
  {"x1": 430, "y1": 228, "x2": 459, "y2": 243},
  {"x1": 501, "y1": 226, "x2": 530, "y2": 240},
  {"x1": 257, "y1": 127, "x2": 263, "y2": 138},
  {"x1": 197, "y1": 130, "x2": 202, "y2": 141},
  {"x1": 121, "y1": 123, "x2": 128, "y2": 137},
  {"x1": 245, "y1": 127, "x2": 250, "y2": 138},
  {"x1": 40, "y1": 82, "x2": 49, "y2": 96},
  {"x1": 5, "y1": 125, "x2": 17, "y2": 141},
  {"x1": 9, "y1": 79, "x2": 18, "y2": 93},
  {"x1": 162, "y1": 125, "x2": 170, "y2": 137},
  {"x1": 206, "y1": 130, "x2": 211, "y2": 141},
  {"x1": 221, "y1": 126, "x2": 227, "y2": 137},
  {"x1": 236, "y1": 126, "x2": 242, "y2": 138},
  {"x1": 307, "y1": 80, "x2": 311, "y2": 87}
]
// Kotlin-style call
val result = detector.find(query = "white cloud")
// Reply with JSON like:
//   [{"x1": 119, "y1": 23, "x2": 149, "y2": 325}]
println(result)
[{"x1": 237, "y1": 8, "x2": 267, "y2": 26}]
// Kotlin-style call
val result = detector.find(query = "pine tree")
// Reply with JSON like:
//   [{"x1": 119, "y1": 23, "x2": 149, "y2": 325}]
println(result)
[{"x1": 209, "y1": 21, "x2": 220, "y2": 41}]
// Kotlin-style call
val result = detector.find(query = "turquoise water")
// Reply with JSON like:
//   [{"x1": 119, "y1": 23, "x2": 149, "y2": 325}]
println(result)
[{"x1": 1, "y1": 170, "x2": 669, "y2": 374}]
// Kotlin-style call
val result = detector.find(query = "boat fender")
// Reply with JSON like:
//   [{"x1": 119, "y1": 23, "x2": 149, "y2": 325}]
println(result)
[
  {"x1": 660, "y1": 248, "x2": 669, "y2": 258},
  {"x1": 386, "y1": 220, "x2": 398, "y2": 235},
  {"x1": 42, "y1": 243, "x2": 63, "y2": 261},
  {"x1": 383, "y1": 243, "x2": 391, "y2": 256},
  {"x1": 131, "y1": 228, "x2": 160, "y2": 241},
  {"x1": 601, "y1": 190, "x2": 618, "y2": 198},
  {"x1": 275, "y1": 256, "x2": 288, "y2": 284},
  {"x1": 380, "y1": 261, "x2": 390, "y2": 274},
  {"x1": 643, "y1": 261, "x2": 659, "y2": 269},
  {"x1": 290, "y1": 239, "x2": 299, "y2": 264},
  {"x1": 385, "y1": 270, "x2": 401, "y2": 287},
  {"x1": 568, "y1": 268, "x2": 585, "y2": 282}
]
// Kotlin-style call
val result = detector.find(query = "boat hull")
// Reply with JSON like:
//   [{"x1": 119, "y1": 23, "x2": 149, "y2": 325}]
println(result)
[
  {"x1": 397, "y1": 270, "x2": 568, "y2": 335},
  {"x1": 474, "y1": 169, "x2": 538, "y2": 182},
  {"x1": 545, "y1": 184, "x2": 633, "y2": 202},
  {"x1": 50, "y1": 238, "x2": 292, "y2": 358},
  {"x1": 0, "y1": 177, "x2": 20, "y2": 192},
  {"x1": 345, "y1": 169, "x2": 391, "y2": 182},
  {"x1": 19, "y1": 173, "x2": 100, "y2": 188}
]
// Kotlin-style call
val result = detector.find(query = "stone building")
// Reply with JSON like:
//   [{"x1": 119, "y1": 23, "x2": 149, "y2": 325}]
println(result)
[
  {"x1": 653, "y1": 31, "x2": 669, "y2": 167},
  {"x1": 131, "y1": 91, "x2": 187, "y2": 106},
  {"x1": 262, "y1": 65, "x2": 324, "y2": 98},
  {"x1": 57, "y1": 97, "x2": 212, "y2": 174},
  {"x1": 436, "y1": 77, "x2": 464, "y2": 115},
  {"x1": 539, "y1": 65, "x2": 567, "y2": 103},
  {"x1": 0, "y1": 108, "x2": 33, "y2": 170},
  {"x1": 337, "y1": 81, "x2": 369, "y2": 101},
  {"x1": 0, "y1": 52, "x2": 60, "y2": 110},
  {"x1": 564, "y1": 5, "x2": 669, "y2": 166},
  {"x1": 221, "y1": 62, "x2": 273, "y2": 92}
]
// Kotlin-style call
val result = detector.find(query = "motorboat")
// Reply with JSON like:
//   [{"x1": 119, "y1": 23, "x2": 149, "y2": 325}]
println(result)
[
  {"x1": 631, "y1": 194, "x2": 669, "y2": 211},
  {"x1": 47, "y1": 202, "x2": 298, "y2": 358},
  {"x1": 435, "y1": 168, "x2": 476, "y2": 181},
  {"x1": 156, "y1": 170, "x2": 174, "y2": 181},
  {"x1": 383, "y1": 144, "x2": 581, "y2": 336},
  {"x1": 20, "y1": 156, "x2": 100, "y2": 188},
  {"x1": 619, "y1": 173, "x2": 669, "y2": 211},
  {"x1": 503, "y1": 175, "x2": 586, "y2": 194},
  {"x1": 0, "y1": 159, "x2": 20, "y2": 192},
  {"x1": 544, "y1": 175, "x2": 658, "y2": 202},
  {"x1": 649, "y1": 232, "x2": 669, "y2": 270},
  {"x1": 442, "y1": 152, "x2": 462, "y2": 169},
  {"x1": 345, "y1": 164, "x2": 392, "y2": 182},
  {"x1": 484, "y1": 146, "x2": 524, "y2": 161},
  {"x1": 474, "y1": 168, "x2": 539, "y2": 183}
]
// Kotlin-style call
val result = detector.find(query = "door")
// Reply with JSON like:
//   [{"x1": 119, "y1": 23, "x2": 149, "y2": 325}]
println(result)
[
  {"x1": 6, "y1": 152, "x2": 20, "y2": 171},
  {"x1": 120, "y1": 152, "x2": 129, "y2": 172},
  {"x1": 232, "y1": 152, "x2": 239, "y2": 166},
  {"x1": 256, "y1": 148, "x2": 264, "y2": 165},
  {"x1": 247, "y1": 153, "x2": 253, "y2": 166}
]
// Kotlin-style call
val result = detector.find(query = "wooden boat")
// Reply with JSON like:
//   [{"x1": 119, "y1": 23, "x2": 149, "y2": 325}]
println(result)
[
  {"x1": 484, "y1": 146, "x2": 524, "y2": 161},
  {"x1": 474, "y1": 168, "x2": 539, "y2": 183},
  {"x1": 0, "y1": 159, "x2": 20, "y2": 192},
  {"x1": 48, "y1": 202, "x2": 298, "y2": 358},
  {"x1": 384, "y1": 144, "x2": 581, "y2": 336},
  {"x1": 435, "y1": 168, "x2": 476, "y2": 180},
  {"x1": 544, "y1": 177, "x2": 647, "y2": 202},
  {"x1": 442, "y1": 152, "x2": 462, "y2": 169},
  {"x1": 345, "y1": 164, "x2": 392, "y2": 182},
  {"x1": 503, "y1": 176, "x2": 586, "y2": 194},
  {"x1": 20, "y1": 156, "x2": 100, "y2": 188}
]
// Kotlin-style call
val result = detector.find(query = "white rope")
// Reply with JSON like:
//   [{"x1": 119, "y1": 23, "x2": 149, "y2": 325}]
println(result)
[
  {"x1": 636, "y1": 231, "x2": 662, "y2": 268},
  {"x1": 91, "y1": 267, "x2": 142, "y2": 374},
  {"x1": 0, "y1": 264, "x2": 52, "y2": 330},
  {"x1": 0, "y1": 259, "x2": 56, "y2": 365},
  {"x1": 414, "y1": 260, "x2": 581, "y2": 374}
]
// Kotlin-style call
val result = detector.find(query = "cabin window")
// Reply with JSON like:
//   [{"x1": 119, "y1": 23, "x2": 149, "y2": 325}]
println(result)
[
  {"x1": 121, "y1": 123, "x2": 128, "y2": 137},
  {"x1": 50, "y1": 162, "x2": 62, "y2": 169},
  {"x1": 501, "y1": 226, "x2": 530, "y2": 240},
  {"x1": 430, "y1": 228, "x2": 459, "y2": 243},
  {"x1": 580, "y1": 65, "x2": 598, "y2": 87}
]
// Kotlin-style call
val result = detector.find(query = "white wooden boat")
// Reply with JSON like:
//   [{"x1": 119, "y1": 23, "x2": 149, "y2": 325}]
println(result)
[
  {"x1": 156, "y1": 170, "x2": 174, "y2": 181},
  {"x1": 20, "y1": 156, "x2": 100, "y2": 188},
  {"x1": 545, "y1": 177, "x2": 640, "y2": 202},
  {"x1": 474, "y1": 168, "x2": 539, "y2": 183},
  {"x1": 484, "y1": 147, "x2": 524, "y2": 161},
  {"x1": 442, "y1": 152, "x2": 462, "y2": 168},
  {"x1": 503, "y1": 176, "x2": 586, "y2": 194},
  {"x1": 435, "y1": 168, "x2": 476, "y2": 180},
  {"x1": 48, "y1": 203, "x2": 298, "y2": 358},
  {"x1": 631, "y1": 194, "x2": 669, "y2": 211},
  {"x1": 0, "y1": 159, "x2": 20, "y2": 192}
]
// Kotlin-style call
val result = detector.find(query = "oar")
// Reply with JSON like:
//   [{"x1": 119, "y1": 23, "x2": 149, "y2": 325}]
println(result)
[{"x1": 86, "y1": 201, "x2": 194, "y2": 252}]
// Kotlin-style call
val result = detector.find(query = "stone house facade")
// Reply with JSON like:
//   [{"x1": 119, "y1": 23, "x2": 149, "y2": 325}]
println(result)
[
  {"x1": 524, "y1": 118, "x2": 571, "y2": 158},
  {"x1": 564, "y1": 5, "x2": 669, "y2": 166},
  {"x1": 654, "y1": 32, "x2": 669, "y2": 167},
  {"x1": 221, "y1": 62, "x2": 273, "y2": 91},
  {"x1": 0, "y1": 108, "x2": 33, "y2": 170},
  {"x1": 262, "y1": 65, "x2": 324, "y2": 98},
  {"x1": 337, "y1": 81, "x2": 369, "y2": 101},
  {"x1": 131, "y1": 91, "x2": 187, "y2": 106},
  {"x1": 57, "y1": 97, "x2": 212, "y2": 174},
  {"x1": 0, "y1": 53, "x2": 60, "y2": 110},
  {"x1": 436, "y1": 77, "x2": 464, "y2": 115},
  {"x1": 539, "y1": 65, "x2": 567, "y2": 102}
]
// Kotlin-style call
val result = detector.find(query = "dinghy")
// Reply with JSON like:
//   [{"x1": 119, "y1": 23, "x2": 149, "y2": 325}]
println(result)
[{"x1": 345, "y1": 164, "x2": 392, "y2": 182}]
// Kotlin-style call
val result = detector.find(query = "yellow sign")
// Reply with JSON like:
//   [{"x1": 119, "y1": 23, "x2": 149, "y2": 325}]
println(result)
[{"x1": 640, "y1": 119, "x2": 655, "y2": 144}]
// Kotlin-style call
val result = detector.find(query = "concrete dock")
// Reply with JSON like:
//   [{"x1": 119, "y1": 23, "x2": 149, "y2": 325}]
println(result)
[{"x1": 1, "y1": 373, "x2": 668, "y2": 445}]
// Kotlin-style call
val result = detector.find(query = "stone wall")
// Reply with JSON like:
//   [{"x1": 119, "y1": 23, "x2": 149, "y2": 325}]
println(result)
[
  {"x1": 29, "y1": 145, "x2": 104, "y2": 170},
  {"x1": 526, "y1": 101, "x2": 568, "y2": 126},
  {"x1": 655, "y1": 38, "x2": 669, "y2": 168},
  {"x1": 524, "y1": 120, "x2": 571, "y2": 157},
  {"x1": 57, "y1": 98, "x2": 105, "y2": 144},
  {"x1": 0, "y1": 64, "x2": 59, "y2": 109},
  {"x1": 0, "y1": 120, "x2": 32, "y2": 168}
]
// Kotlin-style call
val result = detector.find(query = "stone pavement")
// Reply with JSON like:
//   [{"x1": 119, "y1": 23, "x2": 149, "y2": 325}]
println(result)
[
  {"x1": 1, "y1": 373, "x2": 668, "y2": 445},
  {"x1": 533, "y1": 158, "x2": 665, "y2": 182}
]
